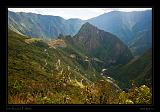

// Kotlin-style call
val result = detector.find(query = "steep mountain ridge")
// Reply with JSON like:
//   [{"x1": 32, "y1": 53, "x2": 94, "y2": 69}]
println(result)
[
  {"x1": 129, "y1": 29, "x2": 152, "y2": 56},
  {"x1": 8, "y1": 11, "x2": 84, "y2": 39},
  {"x1": 74, "y1": 22, "x2": 133, "y2": 66}
]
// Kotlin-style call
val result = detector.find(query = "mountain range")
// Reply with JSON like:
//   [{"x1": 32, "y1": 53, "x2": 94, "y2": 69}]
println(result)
[
  {"x1": 8, "y1": 11, "x2": 84, "y2": 38},
  {"x1": 8, "y1": 10, "x2": 152, "y2": 56},
  {"x1": 88, "y1": 11, "x2": 152, "y2": 44}
]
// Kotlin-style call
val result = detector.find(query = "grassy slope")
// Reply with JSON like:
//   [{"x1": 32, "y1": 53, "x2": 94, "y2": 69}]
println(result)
[
  {"x1": 108, "y1": 48, "x2": 152, "y2": 88},
  {"x1": 8, "y1": 29, "x2": 110, "y2": 104}
]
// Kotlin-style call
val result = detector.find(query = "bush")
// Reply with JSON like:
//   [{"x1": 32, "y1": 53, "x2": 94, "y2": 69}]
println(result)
[
  {"x1": 127, "y1": 84, "x2": 152, "y2": 104},
  {"x1": 135, "y1": 85, "x2": 152, "y2": 104}
]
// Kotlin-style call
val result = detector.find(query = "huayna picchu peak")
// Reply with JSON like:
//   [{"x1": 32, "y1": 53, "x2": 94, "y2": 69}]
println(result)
[{"x1": 74, "y1": 22, "x2": 133, "y2": 66}]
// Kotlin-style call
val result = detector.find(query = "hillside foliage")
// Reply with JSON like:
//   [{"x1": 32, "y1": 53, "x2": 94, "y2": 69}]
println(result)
[{"x1": 8, "y1": 29, "x2": 152, "y2": 104}]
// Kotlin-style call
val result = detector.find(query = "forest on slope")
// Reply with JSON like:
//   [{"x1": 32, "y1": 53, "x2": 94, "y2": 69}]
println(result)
[{"x1": 8, "y1": 28, "x2": 152, "y2": 104}]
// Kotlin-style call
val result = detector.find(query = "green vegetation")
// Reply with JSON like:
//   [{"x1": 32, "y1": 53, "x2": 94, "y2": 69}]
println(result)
[
  {"x1": 8, "y1": 29, "x2": 152, "y2": 104},
  {"x1": 8, "y1": 29, "x2": 101, "y2": 104},
  {"x1": 108, "y1": 49, "x2": 152, "y2": 88}
]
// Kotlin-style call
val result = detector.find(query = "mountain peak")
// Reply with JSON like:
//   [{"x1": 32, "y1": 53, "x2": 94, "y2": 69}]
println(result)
[
  {"x1": 83, "y1": 22, "x2": 91, "y2": 26},
  {"x1": 75, "y1": 22, "x2": 99, "y2": 38},
  {"x1": 81, "y1": 22, "x2": 97, "y2": 30}
]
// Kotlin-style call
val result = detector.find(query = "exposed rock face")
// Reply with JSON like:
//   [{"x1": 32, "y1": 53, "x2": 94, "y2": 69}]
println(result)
[{"x1": 74, "y1": 22, "x2": 133, "y2": 66}]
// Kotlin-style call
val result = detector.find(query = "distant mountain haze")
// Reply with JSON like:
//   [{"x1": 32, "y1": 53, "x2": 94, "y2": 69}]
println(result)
[
  {"x1": 88, "y1": 10, "x2": 152, "y2": 44},
  {"x1": 8, "y1": 11, "x2": 84, "y2": 39}
]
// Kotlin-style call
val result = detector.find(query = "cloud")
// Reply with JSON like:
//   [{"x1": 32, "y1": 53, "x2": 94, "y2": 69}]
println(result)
[
  {"x1": 102, "y1": 8, "x2": 119, "y2": 12},
  {"x1": 102, "y1": 8, "x2": 152, "y2": 13},
  {"x1": 8, "y1": 8, "x2": 152, "y2": 20}
]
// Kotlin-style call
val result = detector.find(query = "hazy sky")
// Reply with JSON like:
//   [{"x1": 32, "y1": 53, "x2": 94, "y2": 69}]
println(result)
[{"x1": 8, "y1": 8, "x2": 151, "y2": 20}]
